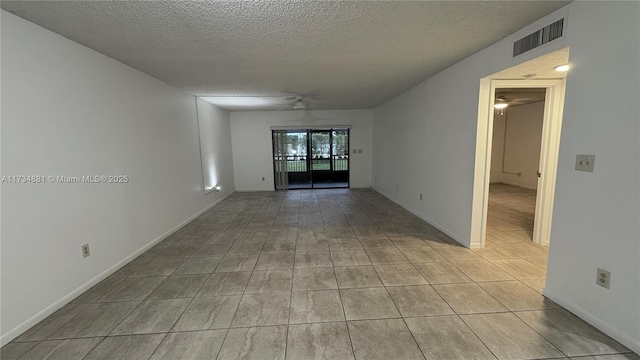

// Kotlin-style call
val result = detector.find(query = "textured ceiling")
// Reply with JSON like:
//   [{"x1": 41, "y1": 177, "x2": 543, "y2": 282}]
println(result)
[{"x1": 1, "y1": 1, "x2": 571, "y2": 110}]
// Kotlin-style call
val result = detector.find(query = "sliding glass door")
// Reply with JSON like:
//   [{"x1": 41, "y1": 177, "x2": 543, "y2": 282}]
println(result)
[
  {"x1": 310, "y1": 130, "x2": 331, "y2": 186},
  {"x1": 272, "y1": 130, "x2": 289, "y2": 190},
  {"x1": 331, "y1": 129, "x2": 350, "y2": 184},
  {"x1": 285, "y1": 130, "x2": 311, "y2": 189},
  {"x1": 272, "y1": 128, "x2": 349, "y2": 190}
]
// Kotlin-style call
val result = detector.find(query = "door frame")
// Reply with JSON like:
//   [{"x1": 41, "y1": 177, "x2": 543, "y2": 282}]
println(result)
[
  {"x1": 470, "y1": 79, "x2": 566, "y2": 248},
  {"x1": 310, "y1": 129, "x2": 333, "y2": 186},
  {"x1": 271, "y1": 127, "x2": 350, "y2": 190}
]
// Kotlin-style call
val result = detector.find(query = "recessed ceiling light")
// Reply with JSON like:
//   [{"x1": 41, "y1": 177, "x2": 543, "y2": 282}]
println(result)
[{"x1": 555, "y1": 64, "x2": 570, "y2": 72}]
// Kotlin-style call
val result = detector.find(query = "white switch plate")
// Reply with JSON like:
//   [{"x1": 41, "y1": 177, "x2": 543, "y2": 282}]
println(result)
[{"x1": 575, "y1": 154, "x2": 595, "y2": 172}]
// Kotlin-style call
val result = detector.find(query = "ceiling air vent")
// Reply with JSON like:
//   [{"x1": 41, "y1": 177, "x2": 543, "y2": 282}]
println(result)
[{"x1": 513, "y1": 18, "x2": 564, "y2": 57}]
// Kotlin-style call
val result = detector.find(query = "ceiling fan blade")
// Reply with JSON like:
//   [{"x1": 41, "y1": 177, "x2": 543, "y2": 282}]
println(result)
[{"x1": 281, "y1": 90, "x2": 322, "y2": 100}]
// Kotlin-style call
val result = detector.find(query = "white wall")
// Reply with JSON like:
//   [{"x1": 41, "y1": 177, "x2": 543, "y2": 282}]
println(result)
[
  {"x1": 1, "y1": 11, "x2": 235, "y2": 344},
  {"x1": 197, "y1": 98, "x2": 235, "y2": 193},
  {"x1": 230, "y1": 110, "x2": 372, "y2": 191},
  {"x1": 490, "y1": 112, "x2": 506, "y2": 184},
  {"x1": 373, "y1": 1, "x2": 639, "y2": 352},
  {"x1": 544, "y1": 1, "x2": 639, "y2": 353},
  {"x1": 491, "y1": 101, "x2": 544, "y2": 189}
]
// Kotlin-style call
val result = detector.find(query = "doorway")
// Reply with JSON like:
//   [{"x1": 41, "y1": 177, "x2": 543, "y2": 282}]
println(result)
[
  {"x1": 471, "y1": 79, "x2": 566, "y2": 249},
  {"x1": 272, "y1": 128, "x2": 349, "y2": 190},
  {"x1": 488, "y1": 88, "x2": 546, "y2": 243},
  {"x1": 471, "y1": 48, "x2": 570, "y2": 250}
]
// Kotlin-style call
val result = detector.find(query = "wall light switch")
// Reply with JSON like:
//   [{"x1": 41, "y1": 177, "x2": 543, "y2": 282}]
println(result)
[
  {"x1": 353, "y1": 149, "x2": 357, "y2": 154},
  {"x1": 575, "y1": 154, "x2": 595, "y2": 172},
  {"x1": 358, "y1": 149, "x2": 363, "y2": 154}
]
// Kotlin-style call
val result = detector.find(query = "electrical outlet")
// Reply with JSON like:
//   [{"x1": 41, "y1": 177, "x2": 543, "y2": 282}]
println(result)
[
  {"x1": 262, "y1": 177, "x2": 265, "y2": 181},
  {"x1": 395, "y1": 185, "x2": 399, "y2": 191},
  {"x1": 575, "y1": 154, "x2": 596, "y2": 172},
  {"x1": 596, "y1": 268, "x2": 611, "y2": 289},
  {"x1": 419, "y1": 193, "x2": 423, "y2": 201},
  {"x1": 81, "y1": 244, "x2": 91, "y2": 258}
]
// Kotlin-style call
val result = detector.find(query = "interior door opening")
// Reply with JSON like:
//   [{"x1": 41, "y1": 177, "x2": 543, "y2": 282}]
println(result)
[
  {"x1": 472, "y1": 78, "x2": 565, "y2": 251},
  {"x1": 488, "y1": 88, "x2": 546, "y2": 245},
  {"x1": 471, "y1": 48, "x2": 569, "y2": 252},
  {"x1": 476, "y1": 82, "x2": 564, "y2": 292},
  {"x1": 272, "y1": 128, "x2": 349, "y2": 190}
]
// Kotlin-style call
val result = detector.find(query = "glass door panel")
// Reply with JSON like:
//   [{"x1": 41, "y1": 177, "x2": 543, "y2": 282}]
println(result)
[
  {"x1": 330, "y1": 129, "x2": 349, "y2": 184},
  {"x1": 272, "y1": 130, "x2": 288, "y2": 190},
  {"x1": 284, "y1": 130, "x2": 311, "y2": 189},
  {"x1": 273, "y1": 128, "x2": 349, "y2": 190},
  {"x1": 311, "y1": 130, "x2": 331, "y2": 186}
]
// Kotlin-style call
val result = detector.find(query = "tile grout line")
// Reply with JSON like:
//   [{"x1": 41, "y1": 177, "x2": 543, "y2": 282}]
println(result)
[
  {"x1": 333, "y1": 193, "x2": 359, "y2": 360},
  {"x1": 382, "y1": 280, "x2": 428, "y2": 360},
  {"x1": 456, "y1": 312, "x2": 502, "y2": 360},
  {"x1": 78, "y1": 336, "x2": 111, "y2": 360},
  {"x1": 283, "y1": 199, "x2": 297, "y2": 360}
]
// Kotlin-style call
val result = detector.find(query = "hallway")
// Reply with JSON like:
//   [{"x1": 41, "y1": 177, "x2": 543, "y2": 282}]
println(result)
[{"x1": 1, "y1": 189, "x2": 633, "y2": 360}]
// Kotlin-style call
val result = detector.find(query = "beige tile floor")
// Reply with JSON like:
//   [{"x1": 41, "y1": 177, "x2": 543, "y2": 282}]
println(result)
[{"x1": 2, "y1": 188, "x2": 637, "y2": 360}]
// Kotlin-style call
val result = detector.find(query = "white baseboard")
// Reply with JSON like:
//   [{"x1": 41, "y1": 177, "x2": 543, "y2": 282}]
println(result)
[
  {"x1": 0, "y1": 191, "x2": 234, "y2": 346},
  {"x1": 236, "y1": 188, "x2": 274, "y2": 192},
  {"x1": 349, "y1": 185, "x2": 372, "y2": 189},
  {"x1": 371, "y1": 187, "x2": 469, "y2": 248},
  {"x1": 543, "y1": 288, "x2": 640, "y2": 355}
]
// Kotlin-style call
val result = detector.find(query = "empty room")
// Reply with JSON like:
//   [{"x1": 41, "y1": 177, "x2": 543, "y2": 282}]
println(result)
[{"x1": 1, "y1": 1, "x2": 639, "y2": 360}]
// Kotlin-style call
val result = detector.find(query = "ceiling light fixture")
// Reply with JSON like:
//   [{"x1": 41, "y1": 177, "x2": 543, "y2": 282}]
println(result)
[
  {"x1": 292, "y1": 95, "x2": 308, "y2": 111},
  {"x1": 293, "y1": 100, "x2": 307, "y2": 110},
  {"x1": 555, "y1": 64, "x2": 570, "y2": 72},
  {"x1": 494, "y1": 102, "x2": 508, "y2": 116}
]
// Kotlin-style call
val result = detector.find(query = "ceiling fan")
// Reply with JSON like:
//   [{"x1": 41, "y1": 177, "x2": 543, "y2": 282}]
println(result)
[
  {"x1": 275, "y1": 94, "x2": 335, "y2": 124},
  {"x1": 287, "y1": 95, "x2": 308, "y2": 110},
  {"x1": 495, "y1": 92, "x2": 545, "y2": 106},
  {"x1": 277, "y1": 94, "x2": 322, "y2": 111}
]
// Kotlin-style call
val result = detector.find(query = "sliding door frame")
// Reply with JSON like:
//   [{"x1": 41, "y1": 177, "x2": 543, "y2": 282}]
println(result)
[{"x1": 271, "y1": 127, "x2": 350, "y2": 190}]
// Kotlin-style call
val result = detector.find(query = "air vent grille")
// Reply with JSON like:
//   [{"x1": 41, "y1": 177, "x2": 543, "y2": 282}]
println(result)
[{"x1": 513, "y1": 18, "x2": 564, "y2": 57}]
